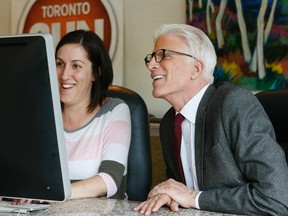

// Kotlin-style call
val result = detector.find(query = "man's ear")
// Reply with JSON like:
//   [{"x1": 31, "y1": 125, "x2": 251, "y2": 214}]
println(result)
[{"x1": 190, "y1": 60, "x2": 203, "y2": 80}]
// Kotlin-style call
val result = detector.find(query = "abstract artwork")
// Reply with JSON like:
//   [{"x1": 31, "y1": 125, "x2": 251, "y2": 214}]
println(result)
[{"x1": 186, "y1": 0, "x2": 288, "y2": 90}]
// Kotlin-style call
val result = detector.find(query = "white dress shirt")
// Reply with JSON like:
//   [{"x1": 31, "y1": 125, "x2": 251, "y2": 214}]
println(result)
[{"x1": 178, "y1": 84, "x2": 209, "y2": 208}]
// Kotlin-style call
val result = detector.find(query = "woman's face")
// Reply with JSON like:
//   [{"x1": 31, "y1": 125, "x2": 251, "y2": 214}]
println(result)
[{"x1": 56, "y1": 43, "x2": 94, "y2": 108}]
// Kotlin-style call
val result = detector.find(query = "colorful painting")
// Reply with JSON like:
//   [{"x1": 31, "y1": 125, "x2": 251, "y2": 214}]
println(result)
[{"x1": 186, "y1": 0, "x2": 288, "y2": 90}]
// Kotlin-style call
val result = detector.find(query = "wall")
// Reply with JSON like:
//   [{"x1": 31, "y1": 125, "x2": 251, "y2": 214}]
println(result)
[
  {"x1": 0, "y1": 0, "x2": 11, "y2": 34},
  {"x1": 124, "y1": 0, "x2": 186, "y2": 118},
  {"x1": 0, "y1": 0, "x2": 186, "y2": 118}
]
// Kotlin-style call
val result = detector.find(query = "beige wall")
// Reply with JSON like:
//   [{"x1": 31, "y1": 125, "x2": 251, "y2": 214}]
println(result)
[
  {"x1": 0, "y1": 0, "x2": 11, "y2": 34},
  {"x1": 124, "y1": 0, "x2": 185, "y2": 117},
  {"x1": 0, "y1": 0, "x2": 185, "y2": 117}
]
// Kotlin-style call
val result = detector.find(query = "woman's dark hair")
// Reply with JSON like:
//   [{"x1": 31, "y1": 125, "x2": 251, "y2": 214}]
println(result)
[{"x1": 55, "y1": 30, "x2": 113, "y2": 112}]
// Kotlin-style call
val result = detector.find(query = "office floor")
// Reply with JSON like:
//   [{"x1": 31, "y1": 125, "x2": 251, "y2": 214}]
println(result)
[{"x1": 150, "y1": 135, "x2": 166, "y2": 188}]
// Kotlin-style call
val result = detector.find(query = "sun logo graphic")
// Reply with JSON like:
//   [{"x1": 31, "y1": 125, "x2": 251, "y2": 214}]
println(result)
[{"x1": 17, "y1": 0, "x2": 117, "y2": 59}]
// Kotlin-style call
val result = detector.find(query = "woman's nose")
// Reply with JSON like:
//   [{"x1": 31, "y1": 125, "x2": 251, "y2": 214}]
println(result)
[{"x1": 59, "y1": 66, "x2": 72, "y2": 80}]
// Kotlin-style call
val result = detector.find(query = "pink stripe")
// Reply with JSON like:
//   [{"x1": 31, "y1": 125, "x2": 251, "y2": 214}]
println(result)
[
  {"x1": 103, "y1": 121, "x2": 131, "y2": 147},
  {"x1": 66, "y1": 120, "x2": 130, "y2": 161},
  {"x1": 98, "y1": 173, "x2": 117, "y2": 197}
]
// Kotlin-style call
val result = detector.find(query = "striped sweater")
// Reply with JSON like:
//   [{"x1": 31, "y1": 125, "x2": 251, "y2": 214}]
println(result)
[{"x1": 64, "y1": 98, "x2": 131, "y2": 199}]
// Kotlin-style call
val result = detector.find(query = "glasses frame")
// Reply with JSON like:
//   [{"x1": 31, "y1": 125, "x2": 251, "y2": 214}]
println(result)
[{"x1": 144, "y1": 49, "x2": 197, "y2": 66}]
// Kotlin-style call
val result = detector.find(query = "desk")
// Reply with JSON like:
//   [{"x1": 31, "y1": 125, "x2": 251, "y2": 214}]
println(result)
[{"x1": 0, "y1": 198, "x2": 241, "y2": 216}]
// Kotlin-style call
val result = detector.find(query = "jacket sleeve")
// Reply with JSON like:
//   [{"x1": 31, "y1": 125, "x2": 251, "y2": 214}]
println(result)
[{"x1": 198, "y1": 86, "x2": 288, "y2": 215}]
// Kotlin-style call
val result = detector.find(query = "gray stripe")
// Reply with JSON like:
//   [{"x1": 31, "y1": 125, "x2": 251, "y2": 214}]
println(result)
[
  {"x1": 65, "y1": 98, "x2": 126, "y2": 133},
  {"x1": 99, "y1": 160, "x2": 127, "y2": 199}
]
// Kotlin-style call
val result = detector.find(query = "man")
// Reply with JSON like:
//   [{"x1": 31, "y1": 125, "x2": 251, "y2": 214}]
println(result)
[{"x1": 134, "y1": 24, "x2": 288, "y2": 215}]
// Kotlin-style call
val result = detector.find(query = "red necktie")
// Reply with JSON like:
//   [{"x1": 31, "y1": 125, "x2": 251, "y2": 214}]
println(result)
[{"x1": 173, "y1": 113, "x2": 186, "y2": 184}]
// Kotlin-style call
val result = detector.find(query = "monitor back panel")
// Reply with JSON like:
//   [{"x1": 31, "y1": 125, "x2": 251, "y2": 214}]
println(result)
[{"x1": 0, "y1": 34, "x2": 71, "y2": 201}]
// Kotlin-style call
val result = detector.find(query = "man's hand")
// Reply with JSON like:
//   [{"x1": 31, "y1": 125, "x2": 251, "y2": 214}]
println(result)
[
  {"x1": 148, "y1": 178, "x2": 199, "y2": 209},
  {"x1": 134, "y1": 193, "x2": 175, "y2": 216},
  {"x1": 134, "y1": 179, "x2": 199, "y2": 215}
]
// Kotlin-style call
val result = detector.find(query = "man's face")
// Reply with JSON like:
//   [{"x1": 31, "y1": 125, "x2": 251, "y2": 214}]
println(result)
[{"x1": 147, "y1": 35, "x2": 198, "y2": 104}]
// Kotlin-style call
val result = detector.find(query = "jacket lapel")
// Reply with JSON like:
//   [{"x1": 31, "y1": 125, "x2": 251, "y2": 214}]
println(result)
[{"x1": 195, "y1": 84, "x2": 216, "y2": 190}]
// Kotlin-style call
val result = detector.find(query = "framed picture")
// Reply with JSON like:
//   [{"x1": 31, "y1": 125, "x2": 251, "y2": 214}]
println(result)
[{"x1": 186, "y1": 0, "x2": 288, "y2": 90}]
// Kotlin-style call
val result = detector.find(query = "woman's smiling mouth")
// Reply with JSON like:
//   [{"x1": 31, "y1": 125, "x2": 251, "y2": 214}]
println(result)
[{"x1": 61, "y1": 83, "x2": 75, "y2": 89}]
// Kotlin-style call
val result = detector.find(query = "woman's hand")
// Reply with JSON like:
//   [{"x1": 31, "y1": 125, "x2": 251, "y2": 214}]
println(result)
[{"x1": 12, "y1": 199, "x2": 33, "y2": 204}]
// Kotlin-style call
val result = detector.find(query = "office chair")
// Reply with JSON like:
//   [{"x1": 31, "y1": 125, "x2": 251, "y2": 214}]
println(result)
[
  {"x1": 255, "y1": 89, "x2": 288, "y2": 164},
  {"x1": 107, "y1": 85, "x2": 152, "y2": 201}
]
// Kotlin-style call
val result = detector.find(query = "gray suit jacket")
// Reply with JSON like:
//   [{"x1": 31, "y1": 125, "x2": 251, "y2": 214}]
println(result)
[{"x1": 160, "y1": 82, "x2": 288, "y2": 215}]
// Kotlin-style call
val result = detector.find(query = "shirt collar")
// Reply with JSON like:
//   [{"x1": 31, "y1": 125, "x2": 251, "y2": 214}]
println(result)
[{"x1": 180, "y1": 84, "x2": 209, "y2": 124}]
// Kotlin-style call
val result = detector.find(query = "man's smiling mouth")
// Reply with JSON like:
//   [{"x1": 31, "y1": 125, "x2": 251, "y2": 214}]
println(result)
[{"x1": 152, "y1": 75, "x2": 164, "y2": 80}]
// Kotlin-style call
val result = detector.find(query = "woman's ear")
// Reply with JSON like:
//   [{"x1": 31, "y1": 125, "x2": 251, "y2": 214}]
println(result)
[
  {"x1": 92, "y1": 66, "x2": 102, "y2": 82},
  {"x1": 98, "y1": 66, "x2": 102, "y2": 78}
]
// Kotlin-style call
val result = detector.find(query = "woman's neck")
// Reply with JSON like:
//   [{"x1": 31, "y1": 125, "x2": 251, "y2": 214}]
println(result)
[{"x1": 62, "y1": 105, "x2": 100, "y2": 131}]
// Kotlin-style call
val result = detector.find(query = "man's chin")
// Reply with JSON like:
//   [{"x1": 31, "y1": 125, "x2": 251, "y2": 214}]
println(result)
[{"x1": 152, "y1": 90, "x2": 163, "y2": 99}]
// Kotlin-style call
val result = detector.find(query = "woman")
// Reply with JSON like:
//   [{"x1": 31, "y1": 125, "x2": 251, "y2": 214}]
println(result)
[{"x1": 55, "y1": 30, "x2": 131, "y2": 200}]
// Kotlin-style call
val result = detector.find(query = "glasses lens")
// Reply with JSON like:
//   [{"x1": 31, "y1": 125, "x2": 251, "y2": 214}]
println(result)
[
  {"x1": 144, "y1": 49, "x2": 165, "y2": 66},
  {"x1": 155, "y1": 49, "x2": 164, "y2": 63},
  {"x1": 145, "y1": 54, "x2": 152, "y2": 66}
]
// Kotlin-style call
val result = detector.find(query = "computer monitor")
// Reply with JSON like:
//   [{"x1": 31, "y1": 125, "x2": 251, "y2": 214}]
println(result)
[{"x1": 0, "y1": 33, "x2": 71, "y2": 201}]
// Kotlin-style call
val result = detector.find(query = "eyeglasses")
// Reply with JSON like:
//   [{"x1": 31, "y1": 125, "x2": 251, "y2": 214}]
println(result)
[{"x1": 144, "y1": 49, "x2": 197, "y2": 67}]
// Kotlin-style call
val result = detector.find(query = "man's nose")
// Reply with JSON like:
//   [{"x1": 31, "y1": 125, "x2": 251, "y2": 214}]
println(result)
[{"x1": 147, "y1": 56, "x2": 159, "y2": 70}]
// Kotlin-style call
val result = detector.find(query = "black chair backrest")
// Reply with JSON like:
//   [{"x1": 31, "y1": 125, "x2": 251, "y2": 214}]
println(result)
[
  {"x1": 255, "y1": 89, "x2": 288, "y2": 163},
  {"x1": 107, "y1": 85, "x2": 152, "y2": 201}
]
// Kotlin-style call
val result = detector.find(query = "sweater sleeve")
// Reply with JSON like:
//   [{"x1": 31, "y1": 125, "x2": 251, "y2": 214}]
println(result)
[{"x1": 98, "y1": 102, "x2": 131, "y2": 197}]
